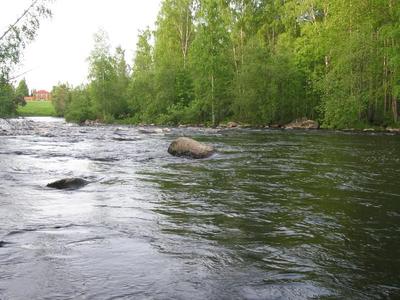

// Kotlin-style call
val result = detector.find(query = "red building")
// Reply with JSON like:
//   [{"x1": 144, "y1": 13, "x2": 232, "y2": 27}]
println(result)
[
  {"x1": 24, "y1": 90, "x2": 51, "y2": 101},
  {"x1": 33, "y1": 90, "x2": 51, "y2": 101}
]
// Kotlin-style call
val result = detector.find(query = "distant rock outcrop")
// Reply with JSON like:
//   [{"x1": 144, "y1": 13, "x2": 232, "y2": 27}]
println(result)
[
  {"x1": 168, "y1": 137, "x2": 214, "y2": 159},
  {"x1": 47, "y1": 178, "x2": 89, "y2": 190},
  {"x1": 284, "y1": 118, "x2": 319, "y2": 130}
]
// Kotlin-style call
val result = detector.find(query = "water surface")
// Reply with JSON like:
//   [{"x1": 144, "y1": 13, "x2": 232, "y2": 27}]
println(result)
[{"x1": 0, "y1": 117, "x2": 399, "y2": 299}]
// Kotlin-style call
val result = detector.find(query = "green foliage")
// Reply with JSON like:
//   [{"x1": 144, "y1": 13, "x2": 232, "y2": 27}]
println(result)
[
  {"x1": 87, "y1": 31, "x2": 129, "y2": 120},
  {"x1": 0, "y1": 0, "x2": 52, "y2": 80},
  {"x1": 0, "y1": 80, "x2": 15, "y2": 117},
  {"x1": 50, "y1": 83, "x2": 94, "y2": 123},
  {"x1": 64, "y1": 87, "x2": 94, "y2": 123},
  {"x1": 127, "y1": 29, "x2": 155, "y2": 122},
  {"x1": 58, "y1": 0, "x2": 400, "y2": 129},
  {"x1": 233, "y1": 35, "x2": 306, "y2": 125},
  {"x1": 0, "y1": 1, "x2": 51, "y2": 117},
  {"x1": 51, "y1": 83, "x2": 71, "y2": 116},
  {"x1": 189, "y1": 0, "x2": 234, "y2": 125},
  {"x1": 15, "y1": 79, "x2": 29, "y2": 98}
]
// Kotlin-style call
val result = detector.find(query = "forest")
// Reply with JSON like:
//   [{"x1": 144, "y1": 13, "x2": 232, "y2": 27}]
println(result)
[{"x1": 3, "y1": 0, "x2": 400, "y2": 129}]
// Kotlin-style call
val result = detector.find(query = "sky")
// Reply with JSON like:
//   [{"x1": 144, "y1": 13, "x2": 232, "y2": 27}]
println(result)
[{"x1": 1, "y1": 0, "x2": 161, "y2": 91}]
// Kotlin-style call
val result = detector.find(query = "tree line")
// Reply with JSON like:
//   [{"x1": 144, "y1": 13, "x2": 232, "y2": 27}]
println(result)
[{"x1": 52, "y1": 0, "x2": 400, "y2": 128}]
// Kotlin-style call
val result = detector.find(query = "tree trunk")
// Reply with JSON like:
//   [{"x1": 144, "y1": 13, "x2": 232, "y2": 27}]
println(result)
[
  {"x1": 240, "y1": 27, "x2": 244, "y2": 66},
  {"x1": 391, "y1": 36, "x2": 398, "y2": 123},
  {"x1": 211, "y1": 74, "x2": 215, "y2": 126},
  {"x1": 392, "y1": 97, "x2": 398, "y2": 123},
  {"x1": 383, "y1": 38, "x2": 388, "y2": 114}
]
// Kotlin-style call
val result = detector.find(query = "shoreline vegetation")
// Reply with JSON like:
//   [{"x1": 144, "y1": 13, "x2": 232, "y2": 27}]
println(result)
[
  {"x1": 2, "y1": 1, "x2": 399, "y2": 131},
  {"x1": 36, "y1": 116, "x2": 400, "y2": 134},
  {"x1": 48, "y1": 0, "x2": 399, "y2": 131}
]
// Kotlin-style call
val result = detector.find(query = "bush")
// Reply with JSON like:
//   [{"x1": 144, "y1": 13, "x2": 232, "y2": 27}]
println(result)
[{"x1": 65, "y1": 88, "x2": 94, "y2": 123}]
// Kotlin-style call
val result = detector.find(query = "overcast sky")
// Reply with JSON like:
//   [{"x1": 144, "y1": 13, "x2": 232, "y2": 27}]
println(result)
[{"x1": 1, "y1": 0, "x2": 161, "y2": 91}]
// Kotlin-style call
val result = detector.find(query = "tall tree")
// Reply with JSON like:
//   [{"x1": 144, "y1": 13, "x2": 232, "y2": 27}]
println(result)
[
  {"x1": 15, "y1": 78, "x2": 29, "y2": 97},
  {"x1": 51, "y1": 83, "x2": 71, "y2": 116},
  {"x1": 152, "y1": 0, "x2": 196, "y2": 123},
  {"x1": 112, "y1": 46, "x2": 129, "y2": 117},
  {"x1": 0, "y1": 79, "x2": 15, "y2": 117},
  {"x1": 88, "y1": 30, "x2": 128, "y2": 121},
  {"x1": 190, "y1": 0, "x2": 234, "y2": 125},
  {"x1": 128, "y1": 29, "x2": 155, "y2": 122}
]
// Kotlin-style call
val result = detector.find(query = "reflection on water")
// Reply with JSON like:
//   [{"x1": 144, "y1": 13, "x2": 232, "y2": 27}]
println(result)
[{"x1": 0, "y1": 117, "x2": 399, "y2": 299}]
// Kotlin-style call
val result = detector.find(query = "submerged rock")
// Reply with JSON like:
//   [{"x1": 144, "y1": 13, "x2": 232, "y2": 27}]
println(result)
[
  {"x1": 168, "y1": 137, "x2": 214, "y2": 159},
  {"x1": 47, "y1": 178, "x2": 89, "y2": 190},
  {"x1": 0, "y1": 240, "x2": 10, "y2": 248},
  {"x1": 285, "y1": 118, "x2": 319, "y2": 129}
]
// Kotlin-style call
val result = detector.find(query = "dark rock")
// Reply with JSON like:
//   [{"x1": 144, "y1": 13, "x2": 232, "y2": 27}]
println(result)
[
  {"x1": 284, "y1": 118, "x2": 319, "y2": 129},
  {"x1": 47, "y1": 178, "x2": 89, "y2": 190},
  {"x1": 168, "y1": 137, "x2": 214, "y2": 159},
  {"x1": 0, "y1": 241, "x2": 11, "y2": 247}
]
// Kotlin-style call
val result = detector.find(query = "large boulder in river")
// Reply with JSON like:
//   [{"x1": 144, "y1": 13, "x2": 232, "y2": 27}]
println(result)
[
  {"x1": 168, "y1": 137, "x2": 214, "y2": 159},
  {"x1": 47, "y1": 178, "x2": 89, "y2": 190},
  {"x1": 285, "y1": 118, "x2": 319, "y2": 130}
]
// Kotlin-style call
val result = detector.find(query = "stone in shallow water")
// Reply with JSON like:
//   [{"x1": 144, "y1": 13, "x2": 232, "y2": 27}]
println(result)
[
  {"x1": 47, "y1": 178, "x2": 89, "y2": 190},
  {"x1": 284, "y1": 118, "x2": 319, "y2": 129},
  {"x1": 168, "y1": 137, "x2": 214, "y2": 159}
]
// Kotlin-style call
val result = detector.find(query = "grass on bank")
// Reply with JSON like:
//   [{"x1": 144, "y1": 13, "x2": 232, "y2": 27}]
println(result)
[{"x1": 17, "y1": 101, "x2": 56, "y2": 117}]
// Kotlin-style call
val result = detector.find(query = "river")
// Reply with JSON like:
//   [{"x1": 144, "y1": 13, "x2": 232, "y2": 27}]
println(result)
[{"x1": 0, "y1": 117, "x2": 399, "y2": 299}]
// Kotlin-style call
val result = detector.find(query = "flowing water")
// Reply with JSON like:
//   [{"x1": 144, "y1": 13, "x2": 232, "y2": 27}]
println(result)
[{"x1": 0, "y1": 117, "x2": 399, "y2": 299}]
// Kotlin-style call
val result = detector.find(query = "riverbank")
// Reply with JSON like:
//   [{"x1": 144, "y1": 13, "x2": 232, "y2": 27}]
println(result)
[
  {"x1": 2, "y1": 116, "x2": 399, "y2": 136},
  {"x1": 112, "y1": 118, "x2": 400, "y2": 135}
]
